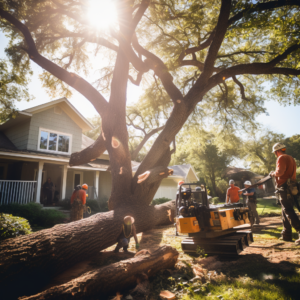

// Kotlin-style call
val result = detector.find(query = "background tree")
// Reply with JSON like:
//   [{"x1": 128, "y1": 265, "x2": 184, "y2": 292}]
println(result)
[
  {"x1": 242, "y1": 130, "x2": 285, "y2": 174},
  {"x1": 1, "y1": 0, "x2": 300, "y2": 296},
  {"x1": 0, "y1": 59, "x2": 32, "y2": 122},
  {"x1": 284, "y1": 134, "x2": 300, "y2": 164},
  {"x1": 172, "y1": 128, "x2": 240, "y2": 197}
]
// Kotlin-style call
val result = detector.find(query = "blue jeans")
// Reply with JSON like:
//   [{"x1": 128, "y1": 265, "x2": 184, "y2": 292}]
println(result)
[{"x1": 116, "y1": 237, "x2": 131, "y2": 251}]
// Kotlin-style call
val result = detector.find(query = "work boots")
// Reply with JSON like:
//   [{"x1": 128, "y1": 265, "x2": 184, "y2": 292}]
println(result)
[
  {"x1": 279, "y1": 232, "x2": 292, "y2": 242},
  {"x1": 114, "y1": 245, "x2": 121, "y2": 253}
]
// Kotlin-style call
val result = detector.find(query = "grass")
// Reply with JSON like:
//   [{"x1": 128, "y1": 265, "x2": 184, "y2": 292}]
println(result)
[
  {"x1": 118, "y1": 214, "x2": 300, "y2": 300},
  {"x1": 182, "y1": 274, "x2": 300, "y2": 300},
  {"x1": 256, "y1": 198, "x2": 281, "y2": 216},
  {"x1": 258, "y1": 225, "x2": 299, "y2": 240}
]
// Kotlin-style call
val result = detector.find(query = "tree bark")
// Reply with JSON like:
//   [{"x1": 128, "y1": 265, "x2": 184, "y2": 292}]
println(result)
[
  {"x1": 19, "y1": 246, "x2": 178, "y2": 300},
  {"x1": 0, "y1": 201, "x2": 175, "y2": 299}
]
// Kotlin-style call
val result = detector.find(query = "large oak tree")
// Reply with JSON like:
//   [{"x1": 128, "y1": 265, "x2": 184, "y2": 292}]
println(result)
[{"x1": 1, "y1": 0, "x2": 300, "y2": 297}]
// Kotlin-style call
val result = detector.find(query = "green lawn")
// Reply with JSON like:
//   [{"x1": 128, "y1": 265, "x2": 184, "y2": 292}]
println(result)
[
  {"x1": 256, "y1": 198, "x2": 282, "y2": 216},
  {"x1": 182, "y1": 273, "x2": 300, "y2": 300}
]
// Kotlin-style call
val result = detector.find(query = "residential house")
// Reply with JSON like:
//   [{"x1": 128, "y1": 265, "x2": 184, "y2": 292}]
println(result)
[{"x1": 0, "y1": 98, "x2": 198, "y2": 205}]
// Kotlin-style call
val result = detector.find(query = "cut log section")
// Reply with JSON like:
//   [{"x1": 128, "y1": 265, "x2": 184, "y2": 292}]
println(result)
[
  {"x1": 19, "y1": 246, "x2": 179, "y2": 300},
  {"x1": 0, "y1": 201, "x2": 175, "y2": 299}
]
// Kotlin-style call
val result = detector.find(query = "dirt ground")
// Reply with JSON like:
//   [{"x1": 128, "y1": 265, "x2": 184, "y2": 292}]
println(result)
[{"x1": 44, "y1": 216, "x2": 300, "y2": 299}]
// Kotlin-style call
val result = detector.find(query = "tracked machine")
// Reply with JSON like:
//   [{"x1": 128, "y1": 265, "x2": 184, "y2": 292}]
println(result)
[{"x1": 175, "y1": 183, "x2": 253, "y2": 255}]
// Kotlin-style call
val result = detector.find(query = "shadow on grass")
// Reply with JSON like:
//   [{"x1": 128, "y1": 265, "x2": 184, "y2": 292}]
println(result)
[
  {"x1": 259, "y1": 227, "x2": 299, "y2": 240},
  {"x1": 204, "y1": 253, "x2": 300, "y2": 300}
]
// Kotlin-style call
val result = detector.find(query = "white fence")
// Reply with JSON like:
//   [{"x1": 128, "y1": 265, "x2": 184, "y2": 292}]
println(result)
[{"x1": 0, "y1": 180, "x2": 37, "y2": 205}]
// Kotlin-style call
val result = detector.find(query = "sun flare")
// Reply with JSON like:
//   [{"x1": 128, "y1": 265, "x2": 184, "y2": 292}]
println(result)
[{"x1": 87, "y1": 0, "x2": 117, "y2": 30}]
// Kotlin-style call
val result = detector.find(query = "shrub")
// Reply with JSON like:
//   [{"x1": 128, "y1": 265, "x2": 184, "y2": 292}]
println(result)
[
  {"x1": 86, "y1": 197, "x2": 109, "y2": 213},
  {"x1": 211, "y1": 197, "x2": 220, "y2": 204},
  {"x1": 98, "y1": 197, "x2": 109, "y2": 212},
  {"x1": 151, "y1": 197, "x2": 172, "y2": 206},
  {"x1": 58, "y1": 199, "x2": 71, "y2": 210},
  {"x1": 86, "y1": 199, "x2": 100, "y2": 212},
  {"x1": 0, "y1": 203, "x2": 65, "y2": 228},
  {"x1": 60, "y1": 197, "x2": 109, "y2": 213},
  {"x1": 0, "y1": 213, "x2": 32, "y2": 241}
]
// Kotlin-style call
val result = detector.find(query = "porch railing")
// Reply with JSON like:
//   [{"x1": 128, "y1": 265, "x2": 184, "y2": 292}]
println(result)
[{"x1": 0, "y1": 180, "x2": 37, "y2": 205}]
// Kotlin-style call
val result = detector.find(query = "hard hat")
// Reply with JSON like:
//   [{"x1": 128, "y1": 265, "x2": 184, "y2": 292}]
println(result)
[
  {"x1": 244, "y1": 181, "x2": 251, "y2": 186},
  {"x1": 272, "y1": 143, "x2": 286, "y2": 153},
  {"x1": 229, "y1": 179, "x2": 235, "y2": 185},
  {"x1": 82, "y1": 183, "x2": 88, "y2": 190},
  {"x1": 178, "y1": 180, "x2": 184, "y2": 186},
  {"x1": 124, "y1": 216, "x2": 135, "y2": 224},
  {"x1": 195, "y1": 186, "x2": 201, "y2": 191}
]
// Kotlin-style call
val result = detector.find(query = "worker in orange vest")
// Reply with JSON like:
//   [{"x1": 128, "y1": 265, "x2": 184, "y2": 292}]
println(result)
[
  {"x1": 70, "y1": 184, "x2": 88, "y2": 221},
  {"x1": 226, "y1": 180, "x2": 242, "y2": 204},
  {"x1": 270, "y1": 143, "x2": 300, "y2": 244}
]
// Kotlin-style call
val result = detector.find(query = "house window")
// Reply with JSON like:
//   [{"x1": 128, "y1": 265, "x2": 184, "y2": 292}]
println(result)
[{"x1": 39, "y1": 129, "x2": 71, "y2": 154}]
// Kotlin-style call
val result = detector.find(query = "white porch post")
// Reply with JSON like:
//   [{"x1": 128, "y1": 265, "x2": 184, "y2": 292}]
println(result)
[
  {"x1": 94, "y1": 171, "x2": 100, "y2": 200},
  {"x1": 61, "y1": 165, "x2": 68, "y2": 200},
  {"x1": 35, "y1": 161, "x2": 44, "y2": 203}
]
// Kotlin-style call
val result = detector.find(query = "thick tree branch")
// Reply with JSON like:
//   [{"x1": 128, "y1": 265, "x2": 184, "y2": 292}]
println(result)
[
  {"x1": 137, "y1": 166, "x2": 173, "y2": 185},
  {"x1": 128, "y1": 72, "x2": 144, "y2": 86},
  {"x1": 178, "y1": 30, "x2": 215, "y2": 61},
  {"x1": 20, "y1": 246, "x2": 178, "y2": 300},
  {"x1": 187, "y1": 43, "x2": 300, "y2": 106},
  {"x1": 131, "y1": 0, "x2": 150, "y2": 33},
  {"x1": 217, "y1": 50, "x2": 277, "y2": 58},
  {"x1": 200, "y1": 0, "x2": 232, "y2": 80},
  {"x1": 228, "y1": 0, "x2": 300, "y2": 27},
  {"x1": 0, "y1": 8, "x2": 109, "y2": 118},
  {"x1": 179, "y1": 59, "x2": 223, "y2": 73},
  {"x1": 70, "y1": 134, "x2": 106, "y2": 166},
  {"x1": 132, "y1": 34, "x2": 184, "y2": 102}
]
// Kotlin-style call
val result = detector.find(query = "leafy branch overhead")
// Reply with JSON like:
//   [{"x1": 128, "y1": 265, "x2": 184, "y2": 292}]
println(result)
[{"x1": 1, "y1": 0, "x2": 300, "y2": 208}]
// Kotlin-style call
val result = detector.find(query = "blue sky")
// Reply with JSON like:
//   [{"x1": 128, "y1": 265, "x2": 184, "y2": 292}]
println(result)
[{"x1": 1, "y1": 33, "x2": 300, "y2": 138}]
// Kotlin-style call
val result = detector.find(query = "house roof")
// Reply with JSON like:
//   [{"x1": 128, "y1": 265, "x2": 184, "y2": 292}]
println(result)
[
  {"x1": 0, "y1": 98, "x2": 94, "y2": 132},
  {"x1": 23, "y1": 97, "x2": 94, "y2": 132},
  {"x1": 68, "y1": 159, "x2": 110, "y2": 171},
  {"x1": 0, "y1": 132, "x2": 18, "y2": 151},
  {"x1": 132, "y1": 163, "x2": 199, "y2": 181},
  {"x1": 0, "y1": 111, "x2": 32, "y2": 131},
  {"x1": 223, "y1": 166, "x2": 263, "y2": 180},
  {"x1": 169, "y1": 164, "x2": 199, "y2": 181},
  {"x1": 0, "y1": 147, "x2": 71, "y2": 162}
]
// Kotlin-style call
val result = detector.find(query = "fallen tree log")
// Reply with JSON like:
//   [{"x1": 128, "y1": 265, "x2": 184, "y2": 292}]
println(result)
[
  {"x1": 19, "y1": 246, "x2": 178, "y2": 300},
  {"x1": 0, "y1": 200, "x2": 175, "y2": 299}
]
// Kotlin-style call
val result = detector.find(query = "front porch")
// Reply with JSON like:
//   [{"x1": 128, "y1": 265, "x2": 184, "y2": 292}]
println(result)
[{"x1": 0, "y1": 156, "x2": 104, "y2": 205}]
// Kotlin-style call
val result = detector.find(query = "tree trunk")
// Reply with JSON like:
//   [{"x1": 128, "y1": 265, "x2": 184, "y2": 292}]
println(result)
[
  {"x1": 0, "y1": 201, "x2": 175, "y2": 299},
  {"x1": 19, "y1": 246, "x2": 178, "y2": 300}
]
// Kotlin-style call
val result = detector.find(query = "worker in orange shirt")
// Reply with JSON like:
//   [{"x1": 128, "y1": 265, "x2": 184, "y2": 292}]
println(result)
[
  {"x1": 226, "y1": 180, "x2": 242, "y2": 204},
  {"x1": 70, "y1": 184, "x2": 88, "y2": 222},
  {"x1": 270, "y1": 143, "x2": 300, "y2": 244}
]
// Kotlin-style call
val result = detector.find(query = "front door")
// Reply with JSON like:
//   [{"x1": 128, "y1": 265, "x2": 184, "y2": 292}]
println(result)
[{"x1": 74, "y1": 172, "x2": 83, "y2": 188}]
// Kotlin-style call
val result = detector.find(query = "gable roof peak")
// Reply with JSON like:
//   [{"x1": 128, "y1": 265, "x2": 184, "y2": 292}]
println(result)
[{"x1": 23, "y1": 97, "x2": 93, "y2": 131}]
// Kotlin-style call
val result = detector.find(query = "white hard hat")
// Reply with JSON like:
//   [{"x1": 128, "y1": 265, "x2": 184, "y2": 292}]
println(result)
[
  {"x1": 272, "y1": 143, "x2": 286, "y2": 153},
  {"x1": 229, "y1": 179, "x2": 235, "y2": 184},
  {"x1": 244, "y1": 181, "x2": 251, "y2": 186}
]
